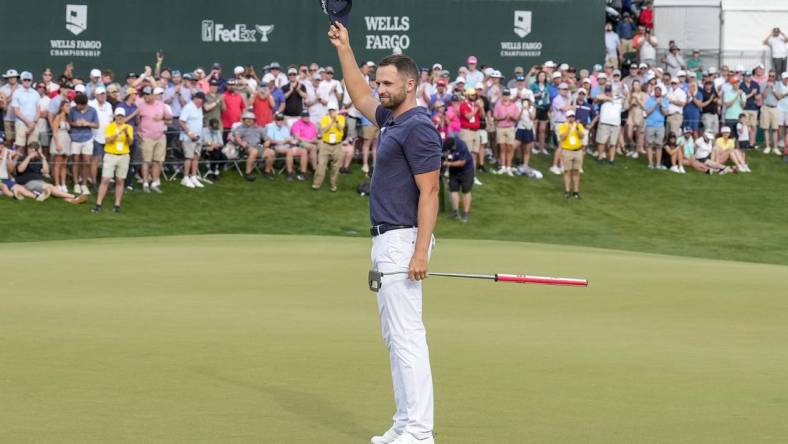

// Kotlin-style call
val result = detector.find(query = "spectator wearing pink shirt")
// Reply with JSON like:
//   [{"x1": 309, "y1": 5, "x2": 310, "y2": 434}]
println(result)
[
  {"x1": 136, "y1": 86, "x2": 172, "y2": 193},
  {"x1": 493, "y1": 89, "x2": 519, "y2": 175},
  {"x1": 445, "y1": 95, "x2": 462, "y2": 138},
  {"x1": 290, "y1": 109, "x2": 319, "y2": 171}
]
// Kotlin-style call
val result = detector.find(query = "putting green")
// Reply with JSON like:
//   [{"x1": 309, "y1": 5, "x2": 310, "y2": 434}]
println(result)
[{"x1": 1, "y1": 235, "x2": 787, "y2": 443}]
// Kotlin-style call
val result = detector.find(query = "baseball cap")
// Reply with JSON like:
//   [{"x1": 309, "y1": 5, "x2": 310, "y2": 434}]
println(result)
[
  {"x1": 211, "y1": 62, "x2": 222, "y2": 69},
  {"x1": 677, "y1": 70, "x2": 687, "y2": 77},
  {"x1": 90, "y1": 68, "x2": 101, "y2": 78},
  {"x1": 502, "y1": 88, "x2": 511, "y2": 96},
  {"x1": 312, "y1": 74, "x2": 322, "y2": 81},
  {"x1": 551, "y1": 72, "x2": 562, "y2": 79},
  {"x1": 114, "y1": 107, "x2": 126, "y2": 116},
  {"x1": 483, "y1": 67, "x2": 494, "y2": 77},
  {"x1": 209, "y1": 78, "x2": 220, "y2": 86},
  {"x1": 708, "y1": 66, "x2": 718, "y2": 74},
  {"x1": 3, "y1": 69, "x2": 19, "y2": 78},
  {"x1": 274, "y1": 112, "x2": 285, "y2": 120},
  {"x1": 735, "y1": 64, "x2": 745, "y2": 72},
  {"x1": 270, "y1": 62, "x2": 282, "y2": 69},
  {"x1": 75, "y1": 84, "x2": 86, "y2": 93},
  {"x1": 670, "y1": 78, "x2": 679, "y2": 84},
  {"x1": 193, "y1": 91, "x2": 206, "y2": 100},
  {"x1": 597, "y1": 73, "x2": 608, "y2": 80},
  {"x1": 126, "y1": 72, "x2": 137, "y2": 79},
  {"x1": 288, "y1": 68, "x2": 298, "y2": 75},
  {"x1": 234, "y1": 66, "x2": 245, "y2": 75},
  {"x1": 300, "y1": 109, "x2": 310, "y2": 117},
  {"x1": 455, "y1": 76, "x2": 466, "y2": 84},
  {"x1": 172, "y1": 70, "x2": 181, "y2": 77},
  {"x1": 441, "y1": 70, "x2": 450, "y2": 77},
  {"x1": 744, "y1": 71, "x2": 752, "y2": 77},
  {"x1": 450, "y1": 95, "x2": 461, "y2": 102},
  {"x1": 48, "y1": 83, "x2": 60, "y2": 93},
  {"x1": 242, "y1": 111, "x2": 256, "y2": 120},
  {"x1": 705, "y1": 130, "x2": 715, "y2": 138},
  {"x1": 262, "y1": 73, "x2": 276, "y2": 83},
  {"x1": 544, "y1": 61, "x2": 557, "y2": 68},
  {"x1": 638, "y1": 62, "x2": 648, "y2": 69},
  {"x1": 559, "y1": 63, "x2": 569, "y2": 71},
  {"x1": 566, "y1": 110, "x2": 576, "y2": 117},
  {"x1": 20, "y1": 71, "x2": 33, "y2": 81},
  {"x1": 514, "y1": 66, "x2": 524, "y2": 74},
  {"x1": 683, "y1": 127, "x2": 692, "y2": 133},
  {"x1": 95, "y1": 86, "x2": 107, "y2": 94},
  {"x1": 467, "y1": 56, "x2": 478, "y2": 64},
  {"x1": 153, "y1": 87, "x2": 164, "y2": 95},
  {"x1": 516, "y1": 75, "x2": 525, "y2": 81},
  {"x1": 365, "y1": 61, "x2": 376, "y2": 67},
  {"x1": 721, "y1": 126, "x2": 731, "y2": 133},
  {"x1": 577, "y1": 87, "x2": 588, "y2": 95},
  {"x1": 432, "y1": 63, "x2": 443, "y2": 71},
  {"x1": 327, "y1": 101, "x2": 339, "y2": 110},
  {"x1": 558, "y1": 82, "x2": 569, "y2": 89},
  {"x1": 126, "y1": 87, "x2": 138, "y2": 95},
  {"x1": 582, "y1": 78, "x2": 591, "y2": 85},
  {"x1": 325, "y1": 66, "x2": 335, "y2": 73},
  {"x1": 593, "y1": 64, "x2": 603, "y2": 72},
  {"x1": 613, "y1": 69, "x2": 622, "y2": 76},
  {"x1": 782, "y1": 72, "x2": 788, "y2": 79},
  {"x1": 183, "y1": 73, "x2": 194, "y2": 81},
  {"x1": 465, "y1": 87, "x2": 477, "y2": 96},
  {"x1": 141, "y1": 86, "x2": 152, "y2": 95},
  {"x1": 321, "y1": 0, "x2": 352, "y2": 27},
  {"x1": 492, "y1": 70, "x2": 503, "y2": 78},
  {"x1": 437, "y1": 79, "x2": 447, "y2": 86}
]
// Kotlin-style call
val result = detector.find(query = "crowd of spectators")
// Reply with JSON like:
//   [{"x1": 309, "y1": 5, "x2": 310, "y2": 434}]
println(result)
[{"x1": 1, "y1": 14, "x2": 787, "y2": 213}]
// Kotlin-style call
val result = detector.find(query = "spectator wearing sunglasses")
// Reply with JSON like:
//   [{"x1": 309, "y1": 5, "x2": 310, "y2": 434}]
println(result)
[{"x1": 11, "y1": 71, "x2": 41, "y2": 150}]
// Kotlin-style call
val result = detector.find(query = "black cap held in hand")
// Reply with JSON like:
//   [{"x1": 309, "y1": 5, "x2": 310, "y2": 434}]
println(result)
[{"x1": 321, "y1": 0, "x2": 352, "y2": 28}]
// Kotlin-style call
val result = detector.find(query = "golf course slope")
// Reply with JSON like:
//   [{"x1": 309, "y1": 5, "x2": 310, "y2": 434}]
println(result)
[{"x1": 2, "y1": 235, "x2": 786, "y2": 443}]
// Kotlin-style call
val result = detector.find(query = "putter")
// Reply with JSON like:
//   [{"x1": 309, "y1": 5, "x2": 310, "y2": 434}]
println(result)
[{"x1": 368, "y1": 270, "x2": 588, "y2": 292}]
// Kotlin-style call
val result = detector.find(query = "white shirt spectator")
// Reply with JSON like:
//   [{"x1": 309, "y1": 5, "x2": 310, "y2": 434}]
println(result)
[
  {"x1": 465, "y1": 70, "x2": 484, "y2": 89},
  {"x1": 318, "y1": 80, "x2": 343, "y2": 110},
  {"x1": 179, "y1": 101, "x2": 204, "y2": 141},
  {"x1": 599, "y1": 96, "x2": 623, "y2": 126},
  {"x1": 605, "y1": 31, "x2": 620, "y2": 58},
  {"x1": 694, "y1": 136, "x2": 713, "y2": 159},
  {"x1": 35, "y1": 94, "x2": 51, "y2": 137},
  {"x1": 88, "y1": 99, "x2": 113, "y2": 144},
  {"x1": 766, "y1": 34, "x2": 787, "y2": 59},
  {"x1": 666, "y1": 86, "x2": 687, "y2": 115}
]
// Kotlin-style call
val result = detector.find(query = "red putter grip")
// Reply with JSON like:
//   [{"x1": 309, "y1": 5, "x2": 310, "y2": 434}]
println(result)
[{"x1": 495, "y1": 274, "x2": 588, "y2": 286}]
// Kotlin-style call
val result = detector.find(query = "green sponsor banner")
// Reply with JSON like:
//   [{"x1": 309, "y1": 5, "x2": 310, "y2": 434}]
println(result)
[{"x1": 0, "y1": 0, "x2": 603, "y2": 80}]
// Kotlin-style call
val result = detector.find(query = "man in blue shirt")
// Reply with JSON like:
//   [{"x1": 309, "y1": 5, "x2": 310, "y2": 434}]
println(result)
[
  {"x1": 442, "y1": 137, "x2": 474, "y2": 222},
  {"x1": 644, "y1": 85, "x2": 670, "y2": 169},
  {"x1": 267, "y1": 112, "x2": 307, "y2": 181},
  {"x1": 739, "y1": 72, "x2": 760, "y2": 148},
  {"x1": 329, "y1": 21, "x2": 441, "y2": 444},
  {"x1": 68, "y1": 93, "x2": 99, "y2": 195}
]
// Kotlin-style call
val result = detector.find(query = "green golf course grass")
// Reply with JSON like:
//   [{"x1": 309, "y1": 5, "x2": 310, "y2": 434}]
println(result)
[{"x1": 2, "y1": 235, "x2": 787, "y2": 443}]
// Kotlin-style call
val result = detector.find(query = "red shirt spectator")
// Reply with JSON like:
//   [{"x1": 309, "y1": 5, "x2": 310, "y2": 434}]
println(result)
[
  {"x1": 459, "y1": 95, "x2": 482, "y2": 130},
  {"x1": 639, "y1": 7, "x2": 653, "y2": 30},
  {"x1": 221, "y1": 88, "x2": 246, "y2": 130},
  {"x1": 252, "y1": 89, "x2": 275, "y2": 126}
]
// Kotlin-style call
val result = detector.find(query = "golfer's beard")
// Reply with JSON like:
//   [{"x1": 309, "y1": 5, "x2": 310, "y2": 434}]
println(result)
[{"x1": 381, "y1": 88, "x2": 407, "y2": 109}]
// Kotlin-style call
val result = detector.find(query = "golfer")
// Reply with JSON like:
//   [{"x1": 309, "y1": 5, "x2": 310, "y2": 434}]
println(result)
[{"x1": 329, "y1": 22, "x2": 441, "y2": 444}]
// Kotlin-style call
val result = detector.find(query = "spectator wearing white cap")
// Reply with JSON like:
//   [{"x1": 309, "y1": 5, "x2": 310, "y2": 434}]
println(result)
[
  {"x1": 713, "y1": 126, "x2": 750, "y2": 172},
  {"x1": 595, "y1": 81, "x2": 624, "y2": 164},
  {"x1": 487, "y1": 70, "x2": 504, "y2": 106},
  {"x1": 558, "y1": 109, "x2": 585, "y2": 199},
  {"x1": 11, "y1": 71, "x2": 41, "y2": 151},
  {"x1": 179, "y1": 92, "x2": 208, "y2": 188},
  {"x1": 666, "y1": 78, "x2": 687, "y2": 137},
  {"x1": 1, "y1": 69, "x2": 20, "y2": 143},
  {"x1": 136, "y1": 86, "x2": 172, "y2": 193},
  {"x1": 317, "y1": 66, "x2": 343, "y2": 115},
  {"x1": 85, "y1": 68, "x2": 103, "y2": 100},
  {"x1": 763, "y1": 28, "x2": 787, "y2": 75},
  {"x1": 760, "y1": 70, "x2": 782, "y2": 154},
  {"x1": 88, "y1": 87, "x2": 113, "y2": 186},
  {"x1": 464, "y1": 56, "x2": 484, "y2": 89},
  {"x1": 452, "y1": 76, "x2": 466, "y2": 97},
  {"x1": 92, "y1": 107, "x2": 133, "y2": 213},
  {"x1": 693, "y1": 130, "x2": 727, "y2": 173}
]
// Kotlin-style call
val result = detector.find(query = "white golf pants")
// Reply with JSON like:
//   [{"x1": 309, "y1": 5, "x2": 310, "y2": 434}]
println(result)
[{"x1": 371, "y1": 228, "x2": 435, "y2": 439}]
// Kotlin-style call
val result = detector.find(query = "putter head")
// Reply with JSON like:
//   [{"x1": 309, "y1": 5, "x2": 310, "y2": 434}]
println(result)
[{"x1": 368, "y1": 270, "x2": 383, "y2": 292}]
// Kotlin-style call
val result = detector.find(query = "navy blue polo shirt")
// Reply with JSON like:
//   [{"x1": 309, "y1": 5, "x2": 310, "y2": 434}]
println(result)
[
  {"x1": 739, "y1": 81, "x2": 760, "y2": 111},
  {"x1": 448, "y1": 138, "x2": 474, "y2": 175},
  {"x1": 371, "y1": 105, "x2": 442, "y2": 226}
]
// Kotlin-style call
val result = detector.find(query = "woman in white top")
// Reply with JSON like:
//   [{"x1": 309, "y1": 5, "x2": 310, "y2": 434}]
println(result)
[
  {"x1": 515, "y1": 98, "x2": 536, "y2": 169},
  {"x1": 50, "y1": 100, "x2": 72, "y2": 192}
]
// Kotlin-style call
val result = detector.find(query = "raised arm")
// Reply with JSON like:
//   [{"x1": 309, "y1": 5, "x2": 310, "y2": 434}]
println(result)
[{"x1": 328, "y1": 22, "x2": 378, "y2": 123}]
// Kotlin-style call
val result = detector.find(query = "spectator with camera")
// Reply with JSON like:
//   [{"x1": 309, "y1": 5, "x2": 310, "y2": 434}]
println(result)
[
  {"x1": 312, "y1": 101, "x2": 345, "y2": 192},
  {"x1": 1, "y1": 135, "x2": 34, "y2": 200},
  {"x1": 442, "y1": 137, "x2": 474, "y2": 223},
  {"x1": 15, "y1": 143, "x2": 86, "y2": 203},
  {"x1": 763, "y1": 27, "x2": 787, "y2": 75}
]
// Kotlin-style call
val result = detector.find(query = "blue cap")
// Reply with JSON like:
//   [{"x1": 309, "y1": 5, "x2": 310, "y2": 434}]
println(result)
[
  {"x1": 322, "y1": 0, "x2": 352, "y2": 27},
  {"x1": 516, "y1": 75, "x2": 525, "y2": 81}
]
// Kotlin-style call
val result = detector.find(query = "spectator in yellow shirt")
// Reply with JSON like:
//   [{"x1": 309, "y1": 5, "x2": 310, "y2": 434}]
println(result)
[
  {"x1": 312, "y1": 101, "x2": 345, "y2": 192},
  {"x1": 558, "y1": 110, "x2": 586, "y2": 199},
  {"x1": 713, "y1": 126, "x2": 750, "y2": 173},
  {"x1": 92, "y1": 108, "x2": 133, "y2": 213}
]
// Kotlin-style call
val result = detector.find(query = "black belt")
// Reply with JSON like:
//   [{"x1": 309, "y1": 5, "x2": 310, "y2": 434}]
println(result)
[{"x1": 370, "y1": 224, "x2": 416, "y2": 237}]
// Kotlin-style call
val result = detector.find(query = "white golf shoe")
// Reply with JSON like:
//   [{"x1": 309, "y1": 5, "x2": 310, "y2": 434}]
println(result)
[
  {"x1": 389, "y1": 432, "x2": 435, "y2": 444},
  {"x1": 371, "y1": 428, "x2": 402, "y2": 444}
]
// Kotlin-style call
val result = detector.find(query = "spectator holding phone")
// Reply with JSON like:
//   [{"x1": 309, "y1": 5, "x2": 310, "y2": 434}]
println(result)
[
  {"x1": 442, "y1": 137, "x2": 475, "y2": 223},
  {"x1": 763, "y1": 28, "x2": 787, "y2": 75}
]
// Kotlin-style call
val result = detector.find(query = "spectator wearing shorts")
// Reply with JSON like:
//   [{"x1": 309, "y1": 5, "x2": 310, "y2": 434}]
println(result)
[
  {"x1": 760, "y1": 71, "x2": 781, "y2": 154},
  {"x1": 665, "y1": 78, "x2": 688, "y2": 137},
  {"x1": 68, "y1": 93, "x2": 99, "y2": 195},
  {"x1": 88, "y1": 87, "x2": 113, "y2": 189},
  {"x1": 14, "y1": 143, "x2": 86, "y2": 203},
  {"x1": 595, "y1": 84, "x2": 623, "y2": 164},
  {"x1": 778, "y1": 72, "x2": 788, "y2": 153},
  {"x1": 1, "y1": 69, "x2": 20, "y2": 144},
  {"x1": 722, "y1": 79, "x2": 745, "y2": 143},
  {"x1": 179, "y1": 92, "x2": 208, "y2": 188},
  {"x1": 736, "y1": 113, "x2": 751, "y2": 150},
  {"x1": 291, "y1": 109, "x2": 320, "y2": 172},
  {"x1": 201, "y1": 118, "x2": 225, "y2": 179},
  {"x1": 229, "y1": 111, "x2": 273, "y2": 181},
  {"x1": 625, "y1": 80, "x2": 647, "y2": 157},
  {"x1": 93, "y1": 108, "x2": 133, "y2": 213},
  {"x1": 548, "y1": 82, "x2": 572, "y2": 175},
  {"x1": 49, "y1": 99, "x2": 71, "y2": 192},
  {"x1": 700, "y1": 80, "x2": 720, "y2": 136},
  {"x1": 442, "y1": 137, "x2": 475, "y2": 223},
  {"x1": 313, "y1": 102, "x2": 346, "y2": 192},
  {"x1": 0, "y1": 135, "x2": 35, "y2": 200},
  {"x1": 714, "y1": 126, "x2": 750, "y2": 172},
  {"x1": 515, "y1": 98, "x2": 536, "y2": 170},
  {"x1": 459, "y1": 88, "x2": 483, "y2": 184},
  {"x1": 739, "y1": 72, "x2": 760, "y2": 148},
  {"x1": 492, "y1": 89, "x2": 519, "y2": 176},
  {"x1": 558, "y1": 110, "x2": 585, "y2": 199},
  {"x1": 268, "y1": 112, "x2": 307, "y2": 181},
  {"x1": 11, "y1": 71, "x2": 40, "y2": 151},
  {"x1": 644, "y1": 85, "x2": 669, "y2": 169},
  {"x1": 137, "y1": 86, "x2": 172, "y2": 193}
]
